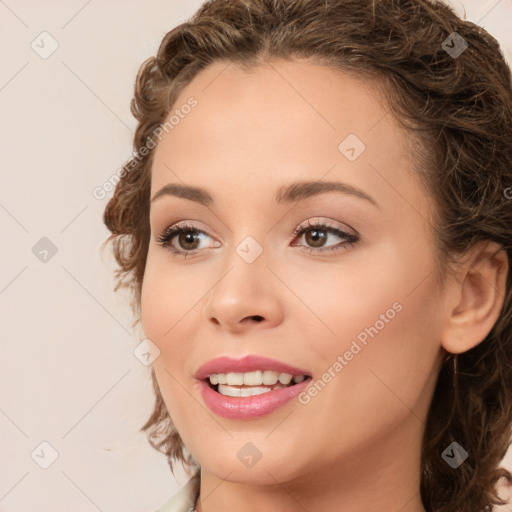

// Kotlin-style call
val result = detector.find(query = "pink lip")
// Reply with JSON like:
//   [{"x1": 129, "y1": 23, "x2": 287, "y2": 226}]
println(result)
[
  {"x1": 194, "y1": 355, "x2": 311, "y2": 380},
  {"x1": 195, "y1": 355, "x2": 312, "y2": 420},
  {"x1": 198, "y1": 378, "x2": 310, "y2": 420}
]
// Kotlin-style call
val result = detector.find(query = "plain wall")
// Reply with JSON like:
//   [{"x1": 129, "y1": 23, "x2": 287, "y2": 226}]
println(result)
[{"x1": 1, "y1": 1, "x2": 511, "y2": 511}]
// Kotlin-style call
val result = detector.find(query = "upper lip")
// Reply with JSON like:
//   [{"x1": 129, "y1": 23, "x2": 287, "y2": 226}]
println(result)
[{"x1": 194, "y1": 355, "x2": 312, "y2": 380}]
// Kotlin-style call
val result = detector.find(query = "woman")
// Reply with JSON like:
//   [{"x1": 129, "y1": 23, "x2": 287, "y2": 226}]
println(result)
[{"x1": 102, "y1": 0, "x2": 512, "y2": 510}]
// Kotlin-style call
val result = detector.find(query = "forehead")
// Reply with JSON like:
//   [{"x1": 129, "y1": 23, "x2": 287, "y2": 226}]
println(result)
[{"x1": 150, "y1": 58, "x2": 424, "y2": 216}]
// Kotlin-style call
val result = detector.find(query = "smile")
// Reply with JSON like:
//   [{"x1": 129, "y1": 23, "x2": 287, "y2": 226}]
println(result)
[
  {"x1": 195, "y1": 356, "x2": 312, "y2": 419},
  {"x1": 209, "y1": 371, "x2": 307, "y2": 397}
]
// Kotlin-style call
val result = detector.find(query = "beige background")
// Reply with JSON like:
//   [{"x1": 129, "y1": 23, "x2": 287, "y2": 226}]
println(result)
[{"x1": 1, "y1": 1, "x2": 511, "y2": 511}]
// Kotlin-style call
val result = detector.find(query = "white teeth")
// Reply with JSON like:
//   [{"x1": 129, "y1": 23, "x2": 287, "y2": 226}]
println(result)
[
  {"x1": 218, "y1": 384, "x2": 273, "y2": 397},
  {"x1": 208, "y1": 371, "x2": 307, "y2": 387},
  {"x1": 262, "y1": 370, "x2": 279, "y2": 385},
  {"x1": 278, "y1": 373, "x2": 293, "y2": 385},
  {"x1": 243, "y1": 370, "x2": 263, "y2": 386},
  {"x1": 226, "y1": 372, "x2": 244, "y2": 385}
]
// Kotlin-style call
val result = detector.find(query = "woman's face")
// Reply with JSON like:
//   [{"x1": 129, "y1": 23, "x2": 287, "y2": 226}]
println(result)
[{"x1": 141, "y1": 58, "x2": 447, "y2": 485}]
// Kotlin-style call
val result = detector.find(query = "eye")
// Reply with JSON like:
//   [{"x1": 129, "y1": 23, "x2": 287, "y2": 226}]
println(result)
[
  {"x1": 291, "y1": 219, "x2": 359, "y2": 253},
  {"x1": 156, "y1": 219, "x2": 359, "y2": 257},
  {"x1": 156, "y1": 222, "x2": 217, "y2": 257}
]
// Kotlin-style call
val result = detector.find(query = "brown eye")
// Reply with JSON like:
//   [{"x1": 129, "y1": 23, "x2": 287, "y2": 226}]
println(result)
[
  {"x1": 292, "y1": 221, "x2": 359, "y2": 253},
  {"x1": 156, "y1": 223, "x2": 213, "y2": 256},
  {"x1": 177, "y1": 231, "x2": 201, "y2": 251},
  {"x1": 304, "y1": 229, "x2": 328, "y2": 248}
]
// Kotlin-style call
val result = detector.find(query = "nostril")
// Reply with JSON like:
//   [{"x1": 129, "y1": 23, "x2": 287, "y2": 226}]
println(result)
[{"x1": 252, "y1": 315, "x2": 264, "y2": 322}]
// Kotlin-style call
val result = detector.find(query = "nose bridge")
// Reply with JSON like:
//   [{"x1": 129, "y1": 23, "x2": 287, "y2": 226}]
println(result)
[{"x1": 203, "y1": 231, "x2": 284, "y2": 330}]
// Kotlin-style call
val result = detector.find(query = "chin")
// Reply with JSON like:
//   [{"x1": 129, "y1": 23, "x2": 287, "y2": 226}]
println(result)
[{"x1": 190, "y1": 443, "x2": 304, "y2": 485}]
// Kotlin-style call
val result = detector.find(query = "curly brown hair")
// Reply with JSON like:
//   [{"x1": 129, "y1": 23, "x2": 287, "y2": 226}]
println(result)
[{"x1": 102, "y1": 0, "x2": 512, "y2": 510}]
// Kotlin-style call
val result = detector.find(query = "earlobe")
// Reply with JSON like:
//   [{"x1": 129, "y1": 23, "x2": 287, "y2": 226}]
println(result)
[{"x1": 440, "y1": 241, "x2": 509, "y2": 355}]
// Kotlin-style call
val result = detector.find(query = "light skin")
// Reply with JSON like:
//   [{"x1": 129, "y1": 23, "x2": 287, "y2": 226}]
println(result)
[{"x1": 140, "y1": 58, "x2": 508, "y2": 512}]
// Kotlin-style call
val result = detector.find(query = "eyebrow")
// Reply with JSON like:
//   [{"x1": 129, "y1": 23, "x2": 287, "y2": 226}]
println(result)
[{"x1": 151, "y1": 180, "x2": 380, "y2": 209}]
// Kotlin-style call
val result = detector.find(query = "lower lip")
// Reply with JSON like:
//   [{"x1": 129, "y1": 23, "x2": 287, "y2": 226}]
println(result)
[{"x1": 198, "y1": 379, "x2": 310, "y2": 420}]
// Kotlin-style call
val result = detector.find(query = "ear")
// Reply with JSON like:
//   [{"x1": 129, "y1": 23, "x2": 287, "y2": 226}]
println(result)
[{"x1": 440, "y1": 241, "x2": 509, "y2": 354}]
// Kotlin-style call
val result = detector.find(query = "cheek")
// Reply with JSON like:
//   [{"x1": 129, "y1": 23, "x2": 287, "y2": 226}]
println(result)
[
  {"x1": 293, "y1": 267, "x2": 441, "y2": 458},
  {"x1": 308, "y1": 236, "x2": 440, "y2": 351},
  {"x1": 279, "y1": 245, "x2": 410, "y2": 357},
  {"x1": 288, "y1": 240, "x2": 442, "y2": 410},
  {"x1": 140, "y1": 254, "x2": 206, "y2": 430},
  {"x1": 140, "y1": 250, "x2": 206, "y2": 343}
]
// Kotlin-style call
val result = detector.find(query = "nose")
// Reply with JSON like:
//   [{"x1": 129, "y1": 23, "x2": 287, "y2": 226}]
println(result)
[{"x1": 203, "y1": 251, "x2": 285, "y2": 333}]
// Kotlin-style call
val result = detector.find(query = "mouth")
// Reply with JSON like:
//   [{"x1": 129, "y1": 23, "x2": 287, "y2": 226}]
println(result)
[
  {"x1": 195, "y1": 355, "x2": 312, "y2": 418},
  {"x1": 206, "y1": 370, "x2": 311, "y2": 397}
]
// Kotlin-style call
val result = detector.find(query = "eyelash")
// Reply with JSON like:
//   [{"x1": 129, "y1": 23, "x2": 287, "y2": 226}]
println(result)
[{"x1": 156, "y1": 220, "x2": 359, "y2": 257}]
